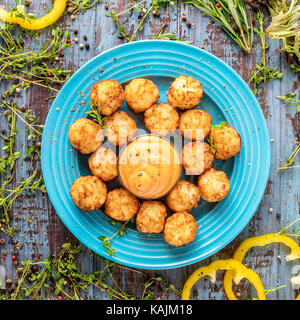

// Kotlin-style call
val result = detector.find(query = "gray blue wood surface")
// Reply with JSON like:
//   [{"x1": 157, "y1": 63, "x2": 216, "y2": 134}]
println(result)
[{"x1": 0, "y1": 0, "x2": 299, "y2": 299}]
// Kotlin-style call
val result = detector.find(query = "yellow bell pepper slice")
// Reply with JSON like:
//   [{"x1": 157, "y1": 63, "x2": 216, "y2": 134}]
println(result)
[
  {"x1": 224, "y1": 234, "x2": 300, "y2": 300},
  {"x1": 181, "y1": 259, "x2": 266, "y2": 300},
  {"x1": 0, "y1": 0, "x2": 67, "y2": 30}
]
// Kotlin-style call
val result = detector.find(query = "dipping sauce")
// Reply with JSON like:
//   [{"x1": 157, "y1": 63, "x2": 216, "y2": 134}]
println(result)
[{"x1": 118, "y1": 135, "x2": 181, "y2": 199}]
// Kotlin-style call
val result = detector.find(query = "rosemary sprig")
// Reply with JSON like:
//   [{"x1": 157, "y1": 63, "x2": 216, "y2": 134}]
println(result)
[
  {"x1": 185, "y1": 0, "x2": 253, "y2": 53},
  {"x1": 151, "y1": 22, "x2": 192, "y2": 43}
]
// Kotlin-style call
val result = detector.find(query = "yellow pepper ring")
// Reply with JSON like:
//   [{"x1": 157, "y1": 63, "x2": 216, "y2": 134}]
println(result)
[
  {"x1": 0, "y1": 0, "x2": 67, "y2": 30},
  {"x1": 181, "y1": 259, "x2": 266, "y2": 300},
  {"x1": 224, "y1": 234, "x2": 300, "y2": 300}
]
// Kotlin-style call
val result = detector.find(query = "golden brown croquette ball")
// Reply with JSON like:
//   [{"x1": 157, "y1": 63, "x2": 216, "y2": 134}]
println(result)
[
  {"x1": 166, "y1": 180, "x2": 201, "y2": 212},
  {"x1": 90, "y1": 79, "x2": 124, "y2": 116},
  {"x1": 136, "y1": 201, "x2": 167, "y2": 233},
  {"x1": 125, "y1": 78, "x2": 160, "y2": 113},
  {"x1": 103, "y1": 110, "x2": 137, "y2": 146},
  {"x1": 88, "y1": 147, "x2": 118, "y2": 182},
  {"x1": 163, "y1": 212, "x2": 198, "y2": 246},
  {"x1": 70, "y1": 176, "x2": 107, "y2": 212},
  {"x1": 209, "y1": 124, "x2": 241, "y2": 160},
  {"x1": 168, "y1": 75, "x2": 203, "y2": 110},
  {"x1": 179, "y1": 109, "x2": 212, "y2": 140},
  {"x1": 197, "y1": 168, "x2": 230, "y2": 202},
  {"x1": 105, "y1": 188, "x2": 139, "y2": 221},
  {"x1": 68, "y1": 118, "x2": 103, "y2": 154},
  {"x1": 144, "y1": 103, "x2": 180, "y2": 136},
  {"x1": 182, "y1": 141, "x2": 214, "y2": 175}
]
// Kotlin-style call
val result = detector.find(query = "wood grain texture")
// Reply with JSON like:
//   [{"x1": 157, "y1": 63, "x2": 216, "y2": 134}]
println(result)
[{"x1": 0, "y1": 0, "x2": 299, "y2": 300}]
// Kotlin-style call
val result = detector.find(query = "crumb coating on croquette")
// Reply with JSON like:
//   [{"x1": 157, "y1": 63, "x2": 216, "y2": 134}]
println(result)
[
  {"x1": 210, "y1": 124, "x2": 241, "y2": 160},
  {"x1": 125, "y1": 78, "x2": 160, "y2": 113},
  {"x1": 88, "y1": 147, "x2": 118, "y2": 182},
  {"x1": 105, "y1": 188, "x2": 139, "y2": 221},
  {"x1": 144, "y1": 103, "x2": 179, "y2": 136},
  {"x1": 103, "y1": 110, "x2": 137, "y2": 146},
  {"x1": 197, "y1": 168, "x2": 230, "y2": 202},
  {"x1": 179, "y1": 109, "x2": 212, "y2": 140},
  {"x1": 182, "y1": 141, "x2": 214, "y2": 175},
  {"x1": 164, "y1": 212, "x2": 198, "y2": 246},
  {"x1": 136, "y1": 201, "x2": 167, "y2": 233},
  {"x1": 70, "y1": 176, "x2": 107, "y2": 212},
  {"x1": 166, "y1": 180, "x2": 201, "y2": 212},
  {"x1": 90, "y1": 79, "x2": 124, "y2": 116},
  {"x1": 68, "y1": 118, "x2": 103, "y2": 154},
  {"x1": 168, "y1": 75, "x2": 203, "y2": 110}
]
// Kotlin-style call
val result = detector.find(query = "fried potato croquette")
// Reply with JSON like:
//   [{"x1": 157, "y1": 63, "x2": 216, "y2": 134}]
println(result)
[
  {"x1": 168, "y1": 75, "x2": 203, "y2": 110},
  {"x1": 144, "y1": 103, "x2": 179, "y2": 136},
  {"x1": 197, "y1": 168, "x2": 230, "y2": 202},
  {"x1": 103, "y1": 110, "x2": 137, "y2": 146},
  {"x1": 210, "y1": 124, "x2": 241, "y2": 160},
  {"x1": 105, "y1": 188, "x2": 139, "y2": 221},
  {"x1": 136, "y1": 201, "x2": 167, "y2": 233},
  {"x1": 179, "y1": 109, "x2": 212, "y2": 140},
  {"x1": 182, "y1": 141, "x2": 214, "y2": 175},
  {"x1": 166, "y1": 180, "x2": 201, "y2": 212},
  {"x1": 68, "y1": 118, "x2": 103, "y2": 154},
  {"x1": 164, "y1": 212, "x2": 198, "y2": 246},
  {"x1": 125, "y1": 78, "x2": 160, "y2": 113},
  {"x1": 88, "y1": 147, "x2": 118, "y2": 182},
  {"x1": 70, "y1": 176, "x2": 107, "y2": 212},
  {"x1": 90, "y1": 79, "x2": 124, "y2": 116}
]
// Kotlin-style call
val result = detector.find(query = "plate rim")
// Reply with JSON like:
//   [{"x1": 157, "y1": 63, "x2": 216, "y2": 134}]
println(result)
[{"x1": 41, "y1": 40, "x2": 271, "y2": 270}]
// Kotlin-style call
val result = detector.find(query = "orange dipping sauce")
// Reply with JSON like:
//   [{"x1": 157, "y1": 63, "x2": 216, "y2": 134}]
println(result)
[{"x1": 118, "y1": 135, "x2": 181, "y2": 199}]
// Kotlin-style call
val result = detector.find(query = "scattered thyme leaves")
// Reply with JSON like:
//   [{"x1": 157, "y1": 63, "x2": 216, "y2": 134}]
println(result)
[
  {"x1": 277, "y1": 141, "x2": 300, "y2": 173},
  {"x1": 98, "y1": 219, "x2": 132, "y2": 256},
  {"x1": 276, "y1": 93, "x2": 300, "y2": 113},
  {"x1": 108, "y1": 0, "x2": 177, "y2": 42},
  {"x1": 0, "y1": 25, "x2": 73, "y2": 95}
]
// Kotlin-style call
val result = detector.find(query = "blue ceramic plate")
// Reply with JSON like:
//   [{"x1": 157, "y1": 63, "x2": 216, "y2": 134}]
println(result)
[{"x1": 41, "y1": 40, "x2": 270, "y2": 270}]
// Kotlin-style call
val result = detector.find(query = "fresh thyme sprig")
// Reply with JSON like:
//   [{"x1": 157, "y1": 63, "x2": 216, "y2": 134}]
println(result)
[
  {"x1": 185, "y1": 0, "x2": 253, "y2": 53},
  {"x1": 207, "y1": 121, "x2": 228, "y2": 154},
  {"x1": 277, "y1": 141, "x2": 300, "y2": 173},
  {"x1": 85, "y1": 102, "x2": 106, "y2": 127},
  {"x1": 276, "y1": 93, "x2": 300, "y2": 113},
  {"x1": 249, "y1": 10, "x2": 283, "y2": 96},
  {"x1": 98, "y1": 219, "x2": 132, "y2": 256}
]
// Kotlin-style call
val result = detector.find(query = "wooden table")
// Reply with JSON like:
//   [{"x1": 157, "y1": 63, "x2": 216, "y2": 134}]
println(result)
[{"x1": 0, "y1": 1, "x2": 299, "y2": 300}]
